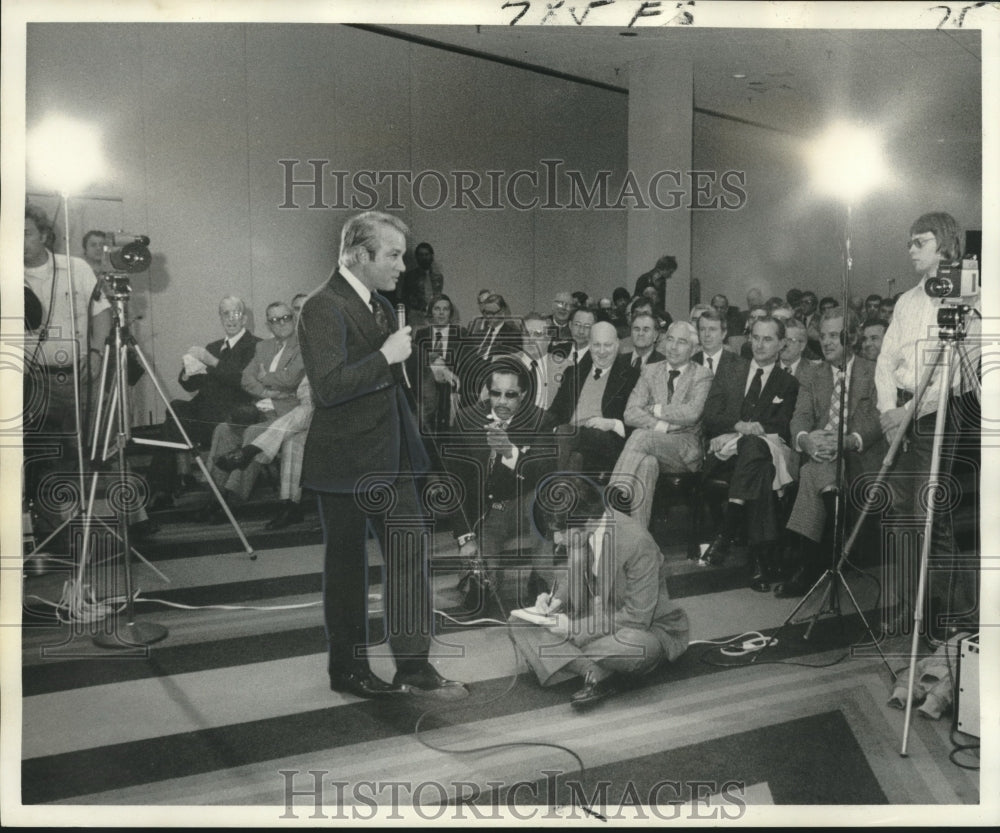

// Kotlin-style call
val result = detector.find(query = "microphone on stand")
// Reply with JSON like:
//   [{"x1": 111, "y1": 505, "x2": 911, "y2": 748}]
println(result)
[{"x1": 396, "y1": 303, "x2": 413, "y2": 389}]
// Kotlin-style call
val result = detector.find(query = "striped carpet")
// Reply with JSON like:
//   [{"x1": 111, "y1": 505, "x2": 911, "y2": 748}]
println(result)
[{"x1": 16, "y1": 502, "x2": 980, "y2": 822}]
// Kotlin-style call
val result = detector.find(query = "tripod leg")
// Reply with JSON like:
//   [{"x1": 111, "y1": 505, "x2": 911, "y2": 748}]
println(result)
[
  {"x1": 89, "y1": 344, "x2": 113, "y2": 462},
  {"x1": 128, "y1": 341, "x2": 255, "y2": 558}
]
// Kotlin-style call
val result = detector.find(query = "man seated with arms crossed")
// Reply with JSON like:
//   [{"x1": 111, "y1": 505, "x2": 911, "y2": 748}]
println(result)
[
  {"x1": 701, "y1": 316, "x2": 799, "y2": 591},
  {"x1": 550, "y1": 321, "x2": 640, "y2": 477},
  {"x1": 508, "y1": 475, "x2": 689, "y2": 710},
  {"x1": 609, "y1": 320, "x2": 712, "y2": 531},
  {"x1": 196, "y1": 300, "x2": 304, "y2": 520},
  {"x1": 773, "y1": 308, "x2": 884, "y2": 598},
  {"x1": 445, "y1": 361, "x2": 558, "y2": 610}
]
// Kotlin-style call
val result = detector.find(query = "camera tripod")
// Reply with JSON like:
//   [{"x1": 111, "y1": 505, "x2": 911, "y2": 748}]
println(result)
[{"x1": 84, "y1": 274, "x2": 254, "y2": 647}]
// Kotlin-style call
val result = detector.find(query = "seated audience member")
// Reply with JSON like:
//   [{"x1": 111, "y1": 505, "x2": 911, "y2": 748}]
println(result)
[
  {"x1": 878, "y1": 294, "x2": 896, "y2": 324},
  {"x1": 619, "y1": 297, "x2": 664, "y2": 354},
  {"x1": 544, "y1": 291, "x2": 576, "y2": 344},
  {"x1": 610, "y1": 286, "x2": 632, "y2": 337},
  {"x1": 611, "y1": 321, "x2": 712, "y2": 529},
  {"x1": 291, "y1": 292, "x2": 308, "y2": 316},
  {"x1": 738, "y1": 307, "x2": 769, "y2": 359},
  {"x1": 701, "y1": 316, "x2": 799, "y2": 591},
  {"x1": 147, "y1": 295, "x2": 260, "y2": 509},
  {"x1": 859, "y1": 318, "x2": 888, "y2": 362},
  {"x1": 565, "y1": 306, "x2": 596, "y2": 371},
  {"x1": 693, "y1": 309, "x2": 736, "y2": 377},
  {"x1": 779, "y1": 318, "x2": 817, "y2": 379},
  {"x1": 551, "y1": 321, "x2": 641, "y2": 476},
  {"x1": 467, "y1": 288, "x2": 495, "y2": 337},
  {"x1": 508, "y1": 475, "x2": 690, "y2": 710},
  {"x1": 774, "y1": 308, "x2": 883, "y2": 597},
  {"x1": 621, "y1": 312, "x2": 664, "y2": 368},
  {"x1": 216, "y1": 375, "x2": 314, "y2": 529},
  {"x1": 518, "y1": 311, "x2": 563, "y2": 411},
  {"x1": 410, "y1": 293, "x2": 464, "y2": 434},
  {"x1": 688, "y1": 303, "x2": 712, "y2": 326},
  {"x1": 461, "y1": 293, "x2": 521, "y2": 406},
  {"x1": 633, "y1": 254, "x2": 677, "y2": 316},
  {"x1": 445, "y1": 362, "x2": 557, "y2": 606},
  {"x1": 711, "y1": 293, "x2": 744, "y2": 339},
  {"x1": 864, "y1": 294, "x2": 882, "y2": 319},
  {"x1": 198, "y1": 301, "x2": 305, "y2": 518},
  {"x1": 399, "y1": 241, "x2": 444, "y2": 328},
  {"x1": 743, "y1": 287, "x2": 765, "y2": 324}
]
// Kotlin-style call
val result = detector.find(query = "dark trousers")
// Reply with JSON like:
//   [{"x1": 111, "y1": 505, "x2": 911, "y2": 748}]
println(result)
[
  {"x1": 555, "y1": 424, "x2": 625, "y2": 476},
  {"x1": 704, "y1": 434, "x2": 779, "y2": 544},
  {"x1": 317, "y1": 474, "x2": 432, "y2": 678}
]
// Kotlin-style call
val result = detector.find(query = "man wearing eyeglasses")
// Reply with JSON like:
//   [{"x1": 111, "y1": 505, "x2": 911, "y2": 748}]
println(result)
[
  {"x1": 197, "y1": 301, "x2": 305, "y2": 519},
  {"x1": 146, "y1": 295, "x2": 260, "y2": 510},
  {"x1": 446, "y1": 361, "x2": 557, "y2": 611}
]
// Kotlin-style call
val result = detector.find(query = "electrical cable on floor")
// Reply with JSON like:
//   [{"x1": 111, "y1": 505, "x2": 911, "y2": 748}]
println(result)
[{"x1": 411, "y1": 629, "x2": 605, "y2": 820}]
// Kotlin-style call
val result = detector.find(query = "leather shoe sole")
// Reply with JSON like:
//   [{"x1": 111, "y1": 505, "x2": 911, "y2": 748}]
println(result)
[
  {"x1": 393, "y1": 667, "x2": 468, "y2": 698},
  {"x1": 330, "y1": 671, "x2": 406, "y2": 699},
  {"x1": 570, "y1": 674, "x2": 619, "y2": 710}
]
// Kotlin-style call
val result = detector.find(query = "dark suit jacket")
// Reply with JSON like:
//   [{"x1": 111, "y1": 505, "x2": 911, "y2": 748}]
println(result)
[
  {"x1": 445, "y1": 401, "x2": 557, "y2": 537},
  {"x1": 399, "y1": 266, "x2": 444, "y2": 315},
  {"x1": 297, "y1": 272, "x2": 429, "y2": 493},
  {"x1": 548, "y1": 354, "x2": 640, "y2": 428},
  {"x1": 409, "y1": 323, "x2": 465, "y2": 429},
  {"x1": 703, "y1": 357, "x2": 799, "y2": 443},
  {"x1": 241, "y1": 334, "x2": 305, "y2": 417},
  {"x1": 178, "y1": 329, "x2": 259, "y2": 425},
  {"x1": 789, "y1": 356, "x2": 885, "y2": 476},
  {"x1": 623, "y1": 348, "x2": 665, "y2": 368},
  {"x1": 692, "y1": 348, "x2": 738, "y2": 376},
  {"x1": 458, "y1": 318, "x2": 524, "y2": 407}
]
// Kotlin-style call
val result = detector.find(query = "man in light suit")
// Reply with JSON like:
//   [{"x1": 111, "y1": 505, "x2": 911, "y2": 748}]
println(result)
[
  {"x1": 701, "y1": 316, "x2": 799, "y2": 590},
  {"x1": 508, "y1": 476, "x2": 689, "y2": 710},
  {"x1": 550, "y1": 321, "x2": 641, "y2": 476},
  {"x1": 198, "y1": 301, "x2": 305, "y2": 515},
  {"x1": 298, "y1": 211, "x2": 465, "y2": 700},
  {"x1": 610, "y1": 321, "x2": 713, "y2": 529},
  {"x1": 774, "y1": 309, "x2": 884, "y2": 597}
]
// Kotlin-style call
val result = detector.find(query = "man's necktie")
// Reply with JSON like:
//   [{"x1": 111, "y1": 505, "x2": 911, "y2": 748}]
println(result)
[
  {"x1": 706, "y1": 356, "x2": 714, "y2": 373},
  {"x1": 741, "y1": 367, "x2": 764, "y2": 419},
  {"x1": 370, "y1": 298, "x2": 390, "y2": 337},
  {"x1": 434, "y1": 329, "x2": 443, "y2": 348},
  {"x1": 825, "y1": 367, "x2": 846, "y2": 432},
  {"x1": 593, "y1": 368, "x2": 603, "y2": 381},
  {"x1": 667, "y1": 369, "x2": 680, "y2": 402},
  {"x1": 631, "y1": 354, "x2": 640, "y2": 369},
  {"x1": 220, "y1": 341, "x2": 230, "y2": 357}
]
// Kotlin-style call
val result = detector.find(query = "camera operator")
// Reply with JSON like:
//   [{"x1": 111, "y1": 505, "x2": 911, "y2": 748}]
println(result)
[{"x1": 874, "y1": 211, "x2": 980, "y2": 630}]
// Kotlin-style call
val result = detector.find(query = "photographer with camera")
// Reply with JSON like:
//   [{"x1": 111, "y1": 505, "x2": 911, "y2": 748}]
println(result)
[{"x1": 874, "y1": 211, "x2": 980, "y2": 631}]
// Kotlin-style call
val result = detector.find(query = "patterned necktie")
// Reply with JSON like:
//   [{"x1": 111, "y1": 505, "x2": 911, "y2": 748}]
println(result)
[
  {"x1": 370, "y1": 298, "x2": 390, "y2": 337},
  {"x1": 741, "y1": 367, "x2": 764, "y2": 419},
  {"x1": 825, "y1": 367, "x2": 846, "y2": 432},
  {"x1": 706, "y1": 355, "x2": 714, "y2": 373},
  {"x1": 667, "y1": 369, "x2": 680, "y2": 402}
]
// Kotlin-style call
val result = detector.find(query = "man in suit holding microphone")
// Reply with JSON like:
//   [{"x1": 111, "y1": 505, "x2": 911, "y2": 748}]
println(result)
[{"x1": 298, "y1": 211, "x2": 466, "y2": 699}]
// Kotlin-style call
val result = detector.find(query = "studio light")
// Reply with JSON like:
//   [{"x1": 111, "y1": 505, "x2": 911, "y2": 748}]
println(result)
[
  {"x1": 27, "y1": 113, "x2": 104, "y2": 195},
  {"x1": 804, "y1": 120, "x2": 888, "y2": 204}
]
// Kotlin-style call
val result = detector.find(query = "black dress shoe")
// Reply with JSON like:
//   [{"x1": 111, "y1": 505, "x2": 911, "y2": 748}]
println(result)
[
  {"x1": 215, "y1": 445, "x2": 259, "y2": 472},
  {"x1": 700, "y1": 533, "x2": 731, "y2": 566},
  {"x1": 394, "y1": 665, "x2": 468, "y2": 695},
  {"x1": 329, "y1": 670, "x2": 405, "y2": 698},
  {"x1": 570, "y1": 671, "x2": 619, "y2": 710},
  {"x1": 265, "y1": 501, "x2": 304, "y2": 530}
]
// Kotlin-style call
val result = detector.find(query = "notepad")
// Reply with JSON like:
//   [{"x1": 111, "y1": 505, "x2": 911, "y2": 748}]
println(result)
[{"x1": 510, "y1": 606, "x2": 558, "y2": 626}]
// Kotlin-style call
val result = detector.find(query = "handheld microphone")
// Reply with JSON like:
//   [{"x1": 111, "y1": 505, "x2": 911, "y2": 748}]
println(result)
[{"x1": 395, "y1": 303, "x2": 412, "y2": 389}]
